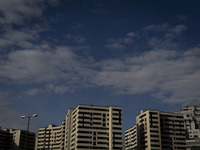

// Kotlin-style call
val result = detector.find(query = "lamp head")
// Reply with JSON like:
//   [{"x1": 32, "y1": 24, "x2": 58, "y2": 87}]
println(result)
[
  {"x1": 21, "y1": 116, "x2": 26, "y2": 119},
  {"x1": 32, "y1": 114, "x2": 38, "y2": 117}
]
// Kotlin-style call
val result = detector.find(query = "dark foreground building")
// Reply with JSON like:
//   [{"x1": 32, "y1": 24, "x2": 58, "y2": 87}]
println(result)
[{"x1": 0, "y1": 127, "x2": 35, "y2": 150}]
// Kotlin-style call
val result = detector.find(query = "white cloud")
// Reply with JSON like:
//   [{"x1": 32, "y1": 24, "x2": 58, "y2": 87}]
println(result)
[
  {"x1": 0, "y1": 0, "x2": 59, "y2": 24},
  {"x1": 91, "y1": 48, "x2": 200, "y2": 104},
  {"x1": 145, "y1": 24, "x2": 187, "y2": 50},
  {"x1": 148, "y1": 37, "x2": 177, "y2": 50},
  {"x1": 0, "y1": 14, "x2": 199, "y2": 106},
  {"x1": 165, "y1": 24, "x2": 187, "y2": 38},
  {"x1": 26, "y1": 88, "x2": 43, "y2": 96},
  {"x1": 168, "y1": 24, "x2": 187, "y2": 35},
  {"x1": 0, "y1": 46, "x2": 92, "y2": 85},
  {"x1": 0, "y1": 0, "x2": 44, "y2": 24},
  {"x1": 46, "y1": 84, "x2": 70, "y2": 94},
  {"x1": 0, "y1": 44, "x2": 199, "y2": 105},
  {"x1": 0, "y1": 28, "x2": 36, "y2": 49},
  {"x1": 66, "y1": 34, "x2": 87, "y2": 44},
  {"x1": 127, "y1": 32, "x2": 135, "y2": 37},
  {"x1": 145, "y1": 23, "x2": 170, "y2": 31},
  {"x1": 0, "y1": 20, "x2": 48, "y2": 51},
  {"x1": 105, "y1": 32, "x2": 136, "y2": 50}
]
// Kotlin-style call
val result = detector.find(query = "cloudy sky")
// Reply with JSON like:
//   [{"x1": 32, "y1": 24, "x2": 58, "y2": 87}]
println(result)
[{"x1": 0, "y1": 0, "x2": 200, "y2": 134}]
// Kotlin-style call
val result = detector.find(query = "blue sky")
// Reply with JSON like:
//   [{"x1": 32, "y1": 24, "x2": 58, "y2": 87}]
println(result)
[{"x1": 0, "y1": 0, "x2": 200, "y2": 134}]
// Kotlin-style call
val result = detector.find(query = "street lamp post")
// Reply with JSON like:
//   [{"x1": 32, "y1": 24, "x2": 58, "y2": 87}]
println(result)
[{"x1": 21, "y1": 114, "x2": 38, "y2": 150}]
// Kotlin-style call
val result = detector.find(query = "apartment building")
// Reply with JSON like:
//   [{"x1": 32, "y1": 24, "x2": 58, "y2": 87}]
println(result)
[
  {"x1": 125, "y1": 109, "x2": 186, "y2": 150},
  {"x1": 65, "y1": 108, "x2": 74, "y2": 150},
  {"x1": 125, "y1": 125, "x2": 138, "y2": 150},
  {"x1": 0, "y1": 128, "x2": 13, "y2": 149},
  {"x1": 37, "y1": 121, "x2": 65, "y2": 150},
  {"x1": 11, "y1": 129, "x2": 36, "y2": 150},
  {"x1": 70, "y1": 105, "x2": 122, "y2": 150},
  {"x1": 0, "y1": 127, "x2": 35, "y2": 150},
  {"x1": 36, "y1": 105, "x2": 122, "y2": 150},
  {"x1": 180, "y1": 105, "x2": 200, "y2": 150},
  {"x1": 137, "y1": 110, "x2": 186, "y2": 150}
]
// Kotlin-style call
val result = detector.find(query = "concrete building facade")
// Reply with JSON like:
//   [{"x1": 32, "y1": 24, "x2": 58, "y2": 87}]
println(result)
[
  {"x1": 0, "y1": 128, "x2": 13, "y2": 149},
  {"x1": 37, "y1": 105, "x2": 122, "y2": 150},
  {"x1": 125, "y1": 125, "x2": 138, "y2": 150},
  {"x1": 0, "y1": 128, "x2": 35, "y2": 150},
  {"x1": 180, "y1": 105, "x2": 200, "y2": 150},
  {"x1": 37, "y1": 121, "x2": 65, "y2": 150},
  {"x1": 125, "y1": 109, "x2": 186, "y2": 150},
  {"x1": 70, "y1": 105, "x2": 122, "y2": 150},
  {"x1": 137, "y1": 110, "x2": 186, "y2": 150}
]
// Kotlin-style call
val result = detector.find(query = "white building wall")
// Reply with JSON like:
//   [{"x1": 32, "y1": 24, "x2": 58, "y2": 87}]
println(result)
[
  {"x1": 180, "y1": 105, "x2": 200, "y2": 150},
  {"x1": 37, "y1": 105, "x2": 122, "y2": 150}
]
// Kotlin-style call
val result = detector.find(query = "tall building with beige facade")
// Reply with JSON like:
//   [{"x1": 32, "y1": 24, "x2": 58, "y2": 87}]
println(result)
[
  {"x1": 125, "y1": 125, "x2": 138, "y2": 150},
  {"x1": 37, "y1": 121, "x2": 65, "y2": 150},
  {"x1": 125, "y1": 109, "x2": 186, "y2": 150},
  {"x1": 180, "y1": 105, "x2": 200, "y2": 150},
  {"x1": 37, "y1": 105, "x2": 122, "y2": 150}
]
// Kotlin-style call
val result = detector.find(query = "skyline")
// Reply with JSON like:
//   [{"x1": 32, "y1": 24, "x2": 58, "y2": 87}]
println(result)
[{"x1": 0, "y1": 0, "x2": 200, "y2": 134}]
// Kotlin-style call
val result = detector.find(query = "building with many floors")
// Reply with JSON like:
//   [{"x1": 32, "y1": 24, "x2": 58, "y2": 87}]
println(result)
[
  {"x1": 180, "y1": 105, "x2": 200, "y2": 150},
  {"x1": 36, "y1": 121, "x2": 65, "y2": 150},
  {"x1": 36, "y1": 104, "x2": 200, "y2": 150},
  {"x1": 125, "y1": 109, "x2": 186, "y2": 150},
  {"x1": 36, "y1": 104, "x2": 122, "y2": 150},
  {"x1": 0, "y1": 128, "x2": 13, "y2": 149},
  {"x1": 0, "y1": 127, "x2": 35, "y2": 150},
  {"x1": 125, "y1": 125, "x2": 138, "y2": 150}
]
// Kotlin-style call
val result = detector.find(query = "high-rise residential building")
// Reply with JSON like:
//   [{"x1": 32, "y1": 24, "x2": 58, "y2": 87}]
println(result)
[
  {"x1": 70, "y1": 105, "x2": 122, "y2": 150},
  {"x1": 36, "y1": 104, "x2": 122, "y2": 150},
  {"x1": 11, "y1": 129, "x2": 36, "y2": 150},
  {"x1": 0, "y1": 127, "x2": 35, "y2": 150},
  {"x1": 0, "y1": 128, "x2": 13, "y2": 149},
  {"x1": 65, "y1": 108, "x2": 74, "y2": 150},
  {"x1": 180, "y1": 105, "x2": 200, "y2": 150},
  {"x1": 37, "y1": 121, "x2": 65, "y2": 150},
  {"x1": 125, "y1": 125, "x2": 138, "y2": 150},
  {"x1": 137, "y1": 110, "x2": 186, "y2": 150},
  {"x1": 125, "y1": 109, "x2": 186, "y2": 150}
]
